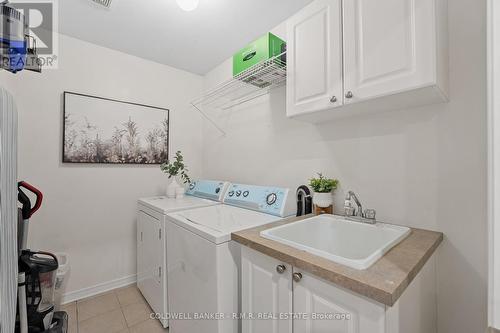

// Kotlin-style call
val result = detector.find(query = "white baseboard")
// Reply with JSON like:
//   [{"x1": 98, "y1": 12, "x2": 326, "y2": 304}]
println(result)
[{"x1": 61, "y1": 274, "x2": 137, "y2": 304}]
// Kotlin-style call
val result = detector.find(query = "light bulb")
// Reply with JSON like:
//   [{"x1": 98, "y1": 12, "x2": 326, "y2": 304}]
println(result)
[{"x1": 176, "y1": 0, "x2": 199, "y2": 11}]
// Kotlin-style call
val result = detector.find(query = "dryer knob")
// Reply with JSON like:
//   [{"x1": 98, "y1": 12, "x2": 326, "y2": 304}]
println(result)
[{"x1": 266, "y1": 193, "x2": 277, "y2": 205}]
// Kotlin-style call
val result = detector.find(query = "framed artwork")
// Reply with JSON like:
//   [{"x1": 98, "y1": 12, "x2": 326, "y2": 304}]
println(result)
[{"x1": 63, "y1": 92, "x2": 169, "y2": 164}]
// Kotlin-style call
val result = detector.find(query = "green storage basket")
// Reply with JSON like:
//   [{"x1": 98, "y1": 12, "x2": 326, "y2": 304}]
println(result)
[{"x1": 233, "y1": 32, "x2": 286, "y2": 77}]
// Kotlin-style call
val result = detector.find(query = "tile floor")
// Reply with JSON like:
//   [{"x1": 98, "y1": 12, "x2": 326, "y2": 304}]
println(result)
[{"x1": 61, "y1": 285, "x2": 168, "y2": 333}]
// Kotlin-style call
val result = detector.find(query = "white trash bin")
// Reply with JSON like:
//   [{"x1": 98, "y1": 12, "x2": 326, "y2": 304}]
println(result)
[{"x1": 54, "y1": 253, "x2": 70, "y2": 311}]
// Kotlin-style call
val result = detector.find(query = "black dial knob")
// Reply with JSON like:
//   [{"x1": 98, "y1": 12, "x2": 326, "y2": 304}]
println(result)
[
  {"x1": 228, "y1": 191, "x2": 235, "y2": 197},
  {"x1": 266, "y1": 193, "x2": 277, "y2": 205},
  {"x1": 243, "y1": 191, "x2": 250, "y2": 197},
  {"x1": 215, "y1": 187, "x2": 220, "y2": 194},
  {"x1": 189, "y1": 182, "x2": 196, "y2": 190},
  {"x1": 236, "y1": 190, "x2": 242, "y2": 197}
]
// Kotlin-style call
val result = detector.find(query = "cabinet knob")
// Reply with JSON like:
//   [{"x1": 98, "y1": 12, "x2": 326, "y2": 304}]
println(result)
[
  {"x1": 345, "y1": 91, "x2": 354, "y2": 99},
  {"x1": 276, "y1": 265, "x2": 286, "y2": 274},
  {"x1": 330, "y1": 96, "x2": 337, "y2": 103},
  {"x1": 292, "y1": 272, "x2": 303, "y2": 282}
]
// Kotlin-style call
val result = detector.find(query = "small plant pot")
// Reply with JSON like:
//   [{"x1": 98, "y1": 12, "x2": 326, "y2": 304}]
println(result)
[
  {"x1": 313, "y1": 192, "x2": 333, "y2": 208},
  {"x1": 166, "y1": 177, "x2": 180, "y2": 198}
]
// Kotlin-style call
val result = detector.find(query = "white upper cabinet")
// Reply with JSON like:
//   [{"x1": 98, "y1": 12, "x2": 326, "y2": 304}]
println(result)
[
  {"x1": 286, "y1": 0, "x2": 448, "y2": 121},
  {"x1": 343, "y1": 0, "x2": 440, "y2": 102},
  {"x1": 286, "y1": 0, "x2": 343, "y2": 117}
]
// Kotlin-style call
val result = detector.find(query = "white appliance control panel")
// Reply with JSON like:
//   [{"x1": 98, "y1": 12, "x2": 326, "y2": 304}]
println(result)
[
  {"x1": 223, "y1": 183, "x2": 290, "y2": 217},
  {"x1": 186, "y1": 180, "x2": 229, "y2": 202}
]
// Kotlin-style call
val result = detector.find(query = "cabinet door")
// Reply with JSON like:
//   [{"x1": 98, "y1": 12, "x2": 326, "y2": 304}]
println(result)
[
  {"x1": 136, "y1": 210, "x2": 163, "y2": 313},
  {"x1": 286, "y1": 0, "x2": 343, "y2": 117},
  {"x1": 241, "y1": 247, "x2": 292, "y2": 333},
  {"x1": 292, "y1": 270, "x2": 385, "y2": 333},
  {"x1": 342, "y1": 0, "x2": 436, "y2": 104}
]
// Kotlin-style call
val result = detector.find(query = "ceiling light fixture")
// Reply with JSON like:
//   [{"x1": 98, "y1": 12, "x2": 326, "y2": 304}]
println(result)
[{"x1": 176, "y1": 0, "x2": 199, "y2": 11}]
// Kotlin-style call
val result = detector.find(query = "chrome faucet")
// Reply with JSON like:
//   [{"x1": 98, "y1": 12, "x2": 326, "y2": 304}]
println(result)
[
  {"x1": 344, "y1": 190, "x2": 377, "y2": 224},
  {"x1": 345, "y1": 191, "x2": 363, "y2": 217}
]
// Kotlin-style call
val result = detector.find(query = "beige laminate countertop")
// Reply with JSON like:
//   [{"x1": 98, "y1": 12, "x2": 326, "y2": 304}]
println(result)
[{"x1": 232, "y1": 214, "x2": 443, "y2": 307}]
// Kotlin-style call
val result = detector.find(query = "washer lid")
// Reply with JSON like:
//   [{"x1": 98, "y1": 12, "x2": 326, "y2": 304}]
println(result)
[
  {"x1": 138, "y1": 196, "x2": 219, "y2": 214},
  {"x1": 167, "y1": 205, "x2": 282, "y2": 244}
]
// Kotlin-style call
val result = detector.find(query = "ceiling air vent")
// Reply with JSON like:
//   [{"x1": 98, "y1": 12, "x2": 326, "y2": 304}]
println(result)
[{"x1": 91, "y1": 0, "x2": 113, "y2": 8}]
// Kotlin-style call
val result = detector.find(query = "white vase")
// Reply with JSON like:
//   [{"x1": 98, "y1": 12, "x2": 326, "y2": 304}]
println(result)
[
  {"x1": 166, "y1": 177, "x2": 180, "y2": 198},
  {"x1": 175, "y1": 186, "x2": 186, "y2": 199},
  {"x1": 313, "y1": 192, "x2": 333, "y2": 208}
]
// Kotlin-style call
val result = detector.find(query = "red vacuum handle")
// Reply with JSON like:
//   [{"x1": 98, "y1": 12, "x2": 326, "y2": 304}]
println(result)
[{"x1": 18, "y1": 181, "x2": 43, "y2": 219}]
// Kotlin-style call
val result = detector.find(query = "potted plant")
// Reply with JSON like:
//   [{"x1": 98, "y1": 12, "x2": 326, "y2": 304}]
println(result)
[
  {"x1": 309, "y1": 173, "x2": 339, "y2": 208},
  {"x1": 160, "y1": 151, "x2": 191, "y2": 198}
]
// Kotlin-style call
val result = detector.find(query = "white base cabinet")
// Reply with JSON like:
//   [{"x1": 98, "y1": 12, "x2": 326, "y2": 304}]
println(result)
[
  {"x1": 241, "y1": 246, "x2": 437, "y2": 333},
  {"x1": 293, "y1": 271, "x2": 385, "y2": 333},
  {"x1": 241, "y1": 247, "x2": 293, "y2": 333},
  {"x1": 286, "y1": 0, "x2": 448, "y2": 121}
]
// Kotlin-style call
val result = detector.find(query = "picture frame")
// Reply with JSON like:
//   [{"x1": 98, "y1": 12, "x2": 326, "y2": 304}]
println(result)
[{"x1": 62, "y1": 91, "x2": 170, "y2": 164}]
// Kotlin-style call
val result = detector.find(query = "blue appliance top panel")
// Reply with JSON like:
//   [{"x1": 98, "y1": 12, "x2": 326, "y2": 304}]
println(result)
[
  {"x1": 186, "y1": 180, "x2": 228, "y2": 202},
  {"x1": 223, "y1": 183, "x2": 290, "y2": 217}
]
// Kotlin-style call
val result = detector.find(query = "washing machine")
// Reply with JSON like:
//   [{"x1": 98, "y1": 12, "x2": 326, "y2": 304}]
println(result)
[
  {"x1": 137, "y1": 180, "x2": 230, "y2": 328},
  {"x1": 165, "y1": 183, "x2": 293, "y2": 333}
]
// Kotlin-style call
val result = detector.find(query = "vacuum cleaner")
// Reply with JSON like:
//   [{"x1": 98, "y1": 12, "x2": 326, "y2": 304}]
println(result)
[
  {"x1": 16, "y1": 181, "x2": 67, "y2": 333},
  {"x1": 0, "y1": 0, "x2": 42, "y2": 73}
]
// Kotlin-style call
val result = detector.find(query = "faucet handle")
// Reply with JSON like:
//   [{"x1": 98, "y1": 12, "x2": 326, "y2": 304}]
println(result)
[{"x1": 364, "y1": 209, "x2": 376, "y2": 220}]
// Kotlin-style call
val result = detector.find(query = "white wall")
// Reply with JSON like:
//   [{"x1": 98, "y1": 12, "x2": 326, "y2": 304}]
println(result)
[
  {"x1": 202, "y1": 1, "x2": 488, "y2": 333},
  {"x1": 0, "y1": 34, "x2": 204, "y2": 299}
]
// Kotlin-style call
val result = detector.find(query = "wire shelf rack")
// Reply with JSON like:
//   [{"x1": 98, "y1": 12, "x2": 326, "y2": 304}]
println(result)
[{"x1": 191, "y1": 52, "x2": 287, "y2": 135}]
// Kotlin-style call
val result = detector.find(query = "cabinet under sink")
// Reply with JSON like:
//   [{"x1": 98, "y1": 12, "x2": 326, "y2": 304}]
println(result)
[{"x1": 241, "y1": 246, "x2": 438, "y2": 333}]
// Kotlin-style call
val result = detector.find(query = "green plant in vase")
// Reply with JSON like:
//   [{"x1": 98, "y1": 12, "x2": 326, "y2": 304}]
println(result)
[
  {"x1": 309, "y1": 173, "x2": 339, "y2": 209},
  {"x1": 161, "y1": 151, "x2": 191, "y2": 198}
]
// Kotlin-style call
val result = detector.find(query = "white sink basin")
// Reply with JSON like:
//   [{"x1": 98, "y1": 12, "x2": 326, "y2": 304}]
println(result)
[{"x1": 260, "y1": 215, "x2": 411, "y2": 270}]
